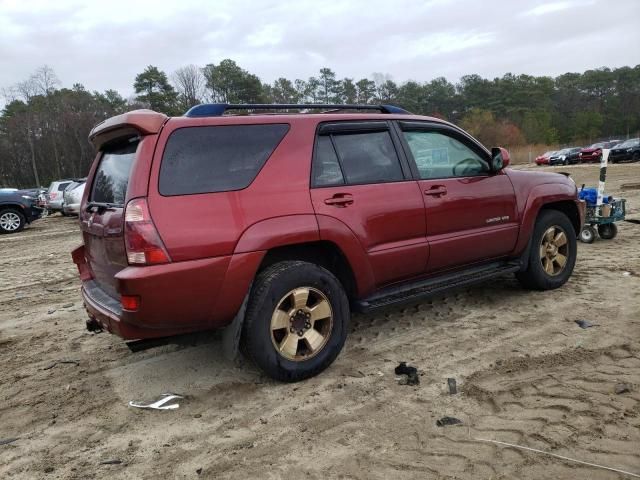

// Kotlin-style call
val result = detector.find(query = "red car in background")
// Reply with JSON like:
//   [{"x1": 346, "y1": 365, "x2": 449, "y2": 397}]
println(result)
[
  {"x1": 535, "y1": 151, "x2": 556, "y2": 166},
  {"x1": 579, "y1": 140, "x2": 621, "y2": 163}
]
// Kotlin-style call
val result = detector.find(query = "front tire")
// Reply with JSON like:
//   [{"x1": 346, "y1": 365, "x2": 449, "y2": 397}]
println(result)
[
  {"x1": 242, "y1": 261, "x2": 350, "y2": 382},
  {"x1": 0, "y1": 208, "x2": 26, "y2": 234},
  {"x1": 516, "y1": 210, "x2": 577, "y2": 290}
]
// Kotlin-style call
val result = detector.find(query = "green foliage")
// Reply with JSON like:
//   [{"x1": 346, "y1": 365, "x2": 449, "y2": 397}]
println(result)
[
  {"x1": 133, "y1": 65, "x2": 178, "y2": 115},
  {"x1": 203, "y1": 59, "x2": 265, "y2": 104}
]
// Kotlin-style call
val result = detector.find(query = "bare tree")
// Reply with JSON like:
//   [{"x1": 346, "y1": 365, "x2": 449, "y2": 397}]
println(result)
[
  {"x1": 172, "y1": 65, "x2": 205, "y2": 110},
  {"x1": 15, "y1": 77, "x2": 39, "y2": 102},
  {"x1": 32, "y1": 65, "x2": 60, "y2": 96}
]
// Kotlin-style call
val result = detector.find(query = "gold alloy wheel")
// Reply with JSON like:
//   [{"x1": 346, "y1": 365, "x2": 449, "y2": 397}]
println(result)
[
  {"x1": 270, "y1": 287, "x2": 333, "y2": 361},
  {"x1": 540, "y1": 226, "x2": 569, "y2": 276}
]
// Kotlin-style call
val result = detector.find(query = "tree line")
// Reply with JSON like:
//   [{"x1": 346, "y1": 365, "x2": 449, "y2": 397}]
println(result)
[{"x1": 1, "y1": 62, "x2": 639, "y2": 188}]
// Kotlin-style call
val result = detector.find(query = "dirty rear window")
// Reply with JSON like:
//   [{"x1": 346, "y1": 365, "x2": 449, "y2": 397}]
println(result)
[
  {"x1": 159, "y1": 124, "x2": 289, "y2": 196},
  {"x1": 91, "y1": 141, "x2": 137, "y2": 205}
]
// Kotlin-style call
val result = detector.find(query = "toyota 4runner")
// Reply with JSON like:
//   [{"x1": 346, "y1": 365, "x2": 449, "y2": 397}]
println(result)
[{"x1": 72, "y1": 103, "x2": 586, "y2": 381}]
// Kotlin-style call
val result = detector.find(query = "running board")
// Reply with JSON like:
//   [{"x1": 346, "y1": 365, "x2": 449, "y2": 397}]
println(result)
[{"x1": 354, "y1": 261, "x2": 521, "y2": 312}]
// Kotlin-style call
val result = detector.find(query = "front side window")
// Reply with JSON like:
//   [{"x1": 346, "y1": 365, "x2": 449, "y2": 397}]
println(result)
[
  {"x1": 159, "y1": 124, "x2": 289, "y2": 196},
  {"x1": 402, "y1": 130, "x2": 489, "y2": 179}
]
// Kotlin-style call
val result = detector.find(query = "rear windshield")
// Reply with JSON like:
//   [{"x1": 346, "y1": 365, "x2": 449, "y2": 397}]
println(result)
[
  {"x1": 159, "y1": 124, "x2": 289, "y2": 196},
  {"x1": 91, "y1": 140, "x2": 138, "y2": 205}
]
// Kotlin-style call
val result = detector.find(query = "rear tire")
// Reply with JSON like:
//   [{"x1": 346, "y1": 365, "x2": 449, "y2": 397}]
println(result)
[
  {"x1": 579, "y1": 225, "x2": 597, "y2": 244},
  {"x1": 516, "y1": 210, "x2": 577, "y2": 290},
  {"x1": 0, "y1": 208, "x2": 26, "y2": 234},
  {"x1": 633, "y1": 152, "x2": 640, "y2": 162},
  {"x1": 598, "y1": 223, "x2": 617, "y2": 240},
  {"x1": 241, "y1": 261, "x2": 350, "y2": 382}
]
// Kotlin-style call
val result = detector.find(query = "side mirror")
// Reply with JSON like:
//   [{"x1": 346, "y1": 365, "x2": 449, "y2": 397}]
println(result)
[{"x1": 491, "y1": 147, "x2": 510, "y2": 171}]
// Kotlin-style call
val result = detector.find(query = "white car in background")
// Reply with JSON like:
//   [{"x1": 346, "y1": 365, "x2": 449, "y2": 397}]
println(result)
[
  {"x1": 62, "y1": 180, "x2": 86, "y2": 216},
  {"x1": 46, "y1": 179, "x2": 74, "y2": 213}
]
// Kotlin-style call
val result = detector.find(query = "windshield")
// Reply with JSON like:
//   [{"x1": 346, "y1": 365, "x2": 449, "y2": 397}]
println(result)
[
  {"x1": 589, "y1": 143, "x2": 605, "y2": 149},
  {"x1": 619, "y1": 138, "x2": 639, "y2": 148},
  {"x1": 90, "y1": 140, "x2": 138, "y2": 205}
]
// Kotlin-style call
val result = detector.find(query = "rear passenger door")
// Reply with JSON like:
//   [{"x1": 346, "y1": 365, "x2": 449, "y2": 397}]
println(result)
[{"x1": 310, "y1": 121, "x2": 428, "y2": 287}]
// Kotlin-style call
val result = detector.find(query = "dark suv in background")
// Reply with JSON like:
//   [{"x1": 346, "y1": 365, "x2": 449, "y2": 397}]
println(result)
[
  {"x1": 0, "y1": 189, "x2": 44, "y2": 234},
  {"x1": 609, "y1": 138, "x2": 640, "y2": 163}
]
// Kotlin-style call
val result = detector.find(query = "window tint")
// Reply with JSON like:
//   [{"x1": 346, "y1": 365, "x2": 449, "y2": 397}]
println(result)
[
  {"x1": 159, "y1": 124, "x2": 289, "y2": 196},
  {"x1": 313, "y1": 136, "x2": 344, "y2": 186},
  {"x1": 403, "y1": 130, "x2": 489, "y2": 179},
  {"x1": 91, "y1": 141, "x2": 137, "y2": 205},
  {"x1": 331, "y1": 131, "x2": 403, "y2": 184},
  {"x1": 57, "y1": 182, "x2": 71, "y2": 191}
]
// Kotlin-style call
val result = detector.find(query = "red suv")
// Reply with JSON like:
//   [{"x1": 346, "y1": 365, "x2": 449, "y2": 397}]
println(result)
[{"x1": 72, "y1": 104, "x2": 585, "y2": 381}]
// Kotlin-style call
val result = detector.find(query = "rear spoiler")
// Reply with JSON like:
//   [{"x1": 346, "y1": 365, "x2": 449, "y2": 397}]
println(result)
[{"x1": 89, "y1": 109, "x2": 168, "y2": 150}]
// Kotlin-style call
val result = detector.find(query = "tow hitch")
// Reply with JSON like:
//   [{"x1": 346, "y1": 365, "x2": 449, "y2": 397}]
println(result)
[{"x1": 86, "y1": 317, "x2": 103, "y2": 333}]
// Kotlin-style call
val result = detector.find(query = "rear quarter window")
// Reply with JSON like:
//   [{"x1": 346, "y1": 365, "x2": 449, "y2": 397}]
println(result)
[
  {"x1": 91, "y1": 141, "x2": 138, "y2": 205},
  {"x1": 159, "y1": 124, "x2": 289, "y2": 196}
]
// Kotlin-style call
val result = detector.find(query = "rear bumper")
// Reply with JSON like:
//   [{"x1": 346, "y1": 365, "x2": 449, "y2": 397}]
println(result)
[
  {"x1": 81, "y1": 280, "x2": 200, "y2": 339},
  {"x1": 72, "y1": 244, "x2": 264, "y2": 340},
  {"x1": 63, "y1": 203, "x2": 81, "y2": 215}
]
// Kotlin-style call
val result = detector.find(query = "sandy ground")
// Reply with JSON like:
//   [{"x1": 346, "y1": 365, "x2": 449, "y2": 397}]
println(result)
[{"x1": 1, "y1": 163, "x2": 639, "y2": 480}]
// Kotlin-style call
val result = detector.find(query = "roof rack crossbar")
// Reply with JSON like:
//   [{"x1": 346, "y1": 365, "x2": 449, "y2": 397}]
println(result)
[{"x1": 184, "y1": 103, "x2": 409, "y2": 117}]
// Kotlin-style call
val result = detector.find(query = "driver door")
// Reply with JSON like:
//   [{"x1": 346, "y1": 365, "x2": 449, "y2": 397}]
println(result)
[{"x1": 396, "y1": 122, "x2": 518, "y2": 273}]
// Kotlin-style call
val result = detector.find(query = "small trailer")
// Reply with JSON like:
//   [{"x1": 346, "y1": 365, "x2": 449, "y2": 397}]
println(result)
[
  {"x1": 578, "y1": 196, "x2": 626, "y2": 243},
  {"x1": 578, "y1": 148, "x2": 627, "y2": 243}
]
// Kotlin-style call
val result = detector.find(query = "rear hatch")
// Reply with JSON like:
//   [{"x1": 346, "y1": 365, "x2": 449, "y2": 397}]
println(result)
[{"x1": 81, "y1": 138, "x2": 138, "y2": 299}]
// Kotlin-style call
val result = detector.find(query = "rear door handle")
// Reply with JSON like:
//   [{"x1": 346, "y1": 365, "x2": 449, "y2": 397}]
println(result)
[
  {"x1": 424, "y1": 186, "x2": 447, "y2": 197},
  {"x1": 324, "y1": 194, "x2": 354, "y2": 207}
]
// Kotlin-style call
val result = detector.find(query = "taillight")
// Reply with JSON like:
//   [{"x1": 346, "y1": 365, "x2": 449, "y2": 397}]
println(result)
[
  {"x1": 121, "y1": 295, "x2": 141, "y2": 311},
  {"x1": 124, "y1": 198, "x2": 171, "y2": 265}
]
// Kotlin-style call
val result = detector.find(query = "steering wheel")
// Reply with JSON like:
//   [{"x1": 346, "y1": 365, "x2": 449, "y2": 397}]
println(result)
[{"x1": 452, "y1": 158, "x2": 482, "y2": 177}]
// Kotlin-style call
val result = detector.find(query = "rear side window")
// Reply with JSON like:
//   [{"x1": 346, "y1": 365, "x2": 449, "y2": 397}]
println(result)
[
  {"x1": 312, "y1": 129, "x2": 403, "y2": 186},
  {"x1": 57, "y1": 182, "x2": 71, "y2": 191},
  {"x1": 91, "y1": 141, "x2": 137, "y2": 205},
  {"x1": 159, "y1": 124, "x2": 289, "y2": 196},
  {"x1": 312, "y1": 136, "x2": 345, "y2": 187}
]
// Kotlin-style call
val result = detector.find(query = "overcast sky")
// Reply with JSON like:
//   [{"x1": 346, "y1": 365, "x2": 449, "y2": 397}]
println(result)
[{"x1": 1, "y1": 0, "x2": 639, "y2": 99}]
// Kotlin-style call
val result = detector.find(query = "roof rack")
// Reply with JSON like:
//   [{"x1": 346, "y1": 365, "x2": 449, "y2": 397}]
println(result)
[{"x1": 184, "y1": 103, "x2": 410, "y2": 118}]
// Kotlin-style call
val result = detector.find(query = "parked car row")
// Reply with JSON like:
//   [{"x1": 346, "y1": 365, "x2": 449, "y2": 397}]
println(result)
[
  {"x1": 45, "y1": 178, "x2": 86, "y2": 214},
  {"x1": 535, "y1": 138, "x2": 640, "y2": 166}
]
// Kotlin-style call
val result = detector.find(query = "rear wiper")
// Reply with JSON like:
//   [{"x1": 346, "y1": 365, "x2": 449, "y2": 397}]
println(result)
[{"x1": 85, "y1": 201, "x2": 121, "y2": 212}]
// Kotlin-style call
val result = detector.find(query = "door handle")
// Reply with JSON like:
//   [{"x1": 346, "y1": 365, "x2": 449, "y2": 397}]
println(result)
[
  {"x1": 324, "y1": 194, "x2": 354, "y2": 207},
  {"x1": 424, "y1": 186, "x2": 447, "y2": 197}
]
